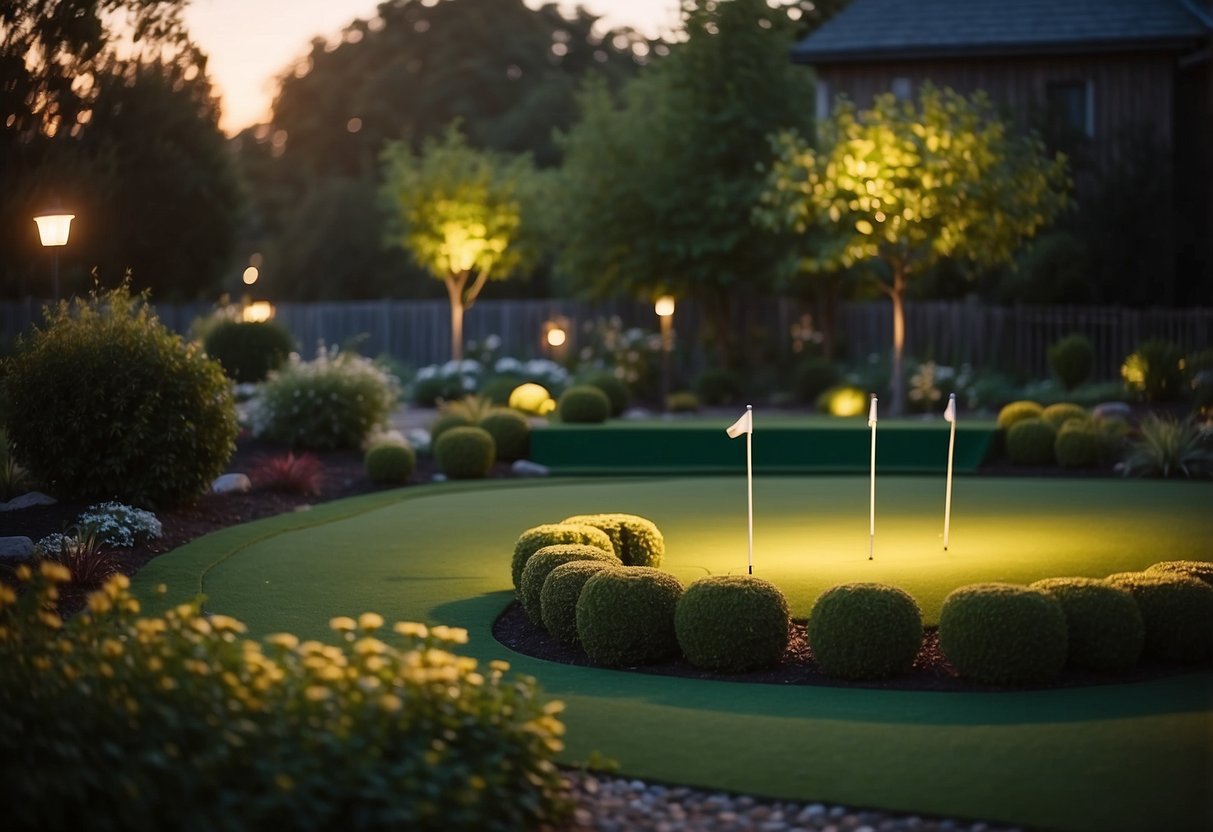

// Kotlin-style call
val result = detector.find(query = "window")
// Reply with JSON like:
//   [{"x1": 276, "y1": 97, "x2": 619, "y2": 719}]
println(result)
[
  {"x1": 1046, "y1": 80, "x2": 1094, "y2": 138},
  {"x1": 815, "y1": 79, "x2": 831, "y2": 123},
  {"x1": 891, "y1": 77, "x2": 913, "y2": 101}
]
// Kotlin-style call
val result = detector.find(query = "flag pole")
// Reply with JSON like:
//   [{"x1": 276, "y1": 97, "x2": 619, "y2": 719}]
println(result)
[
  {"x1": 943, "y1": 393, "x2": 957, "y2": 551},
  {"x1": 868, "y1": 395, "x2": 877, "y2": 561},
  {"x1": 745, "y1": 405, "x2": 754, "y2": 575}
]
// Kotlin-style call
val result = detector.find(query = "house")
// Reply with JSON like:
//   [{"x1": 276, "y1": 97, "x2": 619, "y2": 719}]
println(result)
[{"x1": 790, "y1": 0, "x2": 1213, "y2": 305}]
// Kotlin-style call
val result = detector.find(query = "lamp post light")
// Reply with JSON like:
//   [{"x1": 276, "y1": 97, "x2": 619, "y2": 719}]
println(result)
[
  {"x1": 543, "y1": 318, "x2": 569, "y2": 364},
  {"x1": 33, "y1": 207, "x2": 75, "y2": 300},
  {"x1": 655, "y1": 295, "x2": 675, "y2": 410}
]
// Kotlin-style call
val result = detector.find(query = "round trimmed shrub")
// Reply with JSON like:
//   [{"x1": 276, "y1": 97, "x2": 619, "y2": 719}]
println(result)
[
  {"x1": 202, "y1": 319, "x2": 295, "y2": 383},
  {"x1": 434, "y1": 426, "x2": 495, "y2": 480},
  {"x1": 541, "y1": 561, "x2": 617, "y2": 646},
  {"x1": 816, "y1": 385, "x2": 868, "y2": 417},
  {"x1": 695, "y1": 368, "x2": 741, "y2": 406},
  {"x1": 560, "y1": 513, "x2": 664, "y2": 568},
  {"x1": 675, "y1": 576, "x2": 790, "y2": 672},
  {"x1": 363, "y1": 442, "x2": 416, "y2": 485},
  {"x1": 793, "y1": 358, "x2": 842, "y2": 405},
  {"x1": 508, "y1": 382, "x2": 556, "y2": 416},
  {"x1": 938, "y1": 583, "x2": 1068, "y2": 685},
  {"x1": 429, "y1": 411, "x2": 473, "y2": 445},
  {"x1": 1048, "y1": 334, "x2": 1094, "y2": 390},
  {"x1": 997, "y1": 400, "x2": 1044, "y2": 429},
  {"x1": 1041, "y1": 402, "x2": 1087, "y2": 429},
  {"x1": 480, "y1": 374, "x2": 523, "y2": 405},
  {"x1": 582, "y1": 371, "x2": 631, "y2": 417},
  {"x1": 477, "y1": 407, "x2": 530, "y2": 461},
  {"x1": 1, "y1": 287, "x2": 237, "y2": 507},
  {"x1": 576, "y1": 567, "x2": 683, "y2": 666},
  {"x1": 510, "y1": 523, "x2": 614, "y2": 591},
  {"x1": 557, "y1": 385, "x2": 610, "y2": 424},
  {"x1": 1147, "y1": 561, "x2": 1213, "y2": 587},
  {"x1": 1029, "y1": 577, "x2": 1144, "y2": 672},
  {"x1": 1105, "y1": 571, "x2": 1213, "y2": 664},
  {"x1": 808, "y1": 583, "x2": 923, "y2": 680},
  {"x1": 1006, "y1": 418, "x2": 1057, "y2": 466},
  {"x1": 1054, "y1": 420, "x2": 1100, "y2": 468},
  {"x1": 666, "y1": 391, "x2": 700, "y2": 413},
  {"x1": 519, "y1": 545, "x2": 621, "y2": 625}
]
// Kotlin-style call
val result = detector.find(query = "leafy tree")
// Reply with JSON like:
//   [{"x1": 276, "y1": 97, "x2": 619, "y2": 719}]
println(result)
[
  {"x1": 380, "y1": 126, "x2": 539, "y2": 360},
  {"x1": 758, "y1": 85, "x2": 1070, "y2": 414}
]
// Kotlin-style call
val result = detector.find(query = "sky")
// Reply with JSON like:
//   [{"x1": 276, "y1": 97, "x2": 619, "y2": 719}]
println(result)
[{"x1": 183, "y1": 0, "x2": 683, "y2": 135}]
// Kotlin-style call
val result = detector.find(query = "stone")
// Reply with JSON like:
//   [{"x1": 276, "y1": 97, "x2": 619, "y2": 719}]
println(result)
[
  {"x1": 211, "y1": 473, "x2": 252, "y2": 494},
  {"x1": 0, "y1": 536, "x2": 35, "y2": 560},
  {"x1": 0, "y1": 491, "x2": 58, "y2": 511},
  {"x1": 1091, "y1": 401, "x2": 1132, "y2": 422},
  {"x1": 510, "y1": 459, "x2": 550, "y2": 477}
]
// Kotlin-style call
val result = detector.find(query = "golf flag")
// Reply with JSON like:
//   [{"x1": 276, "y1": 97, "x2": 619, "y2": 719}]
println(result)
[
  {"x1": 726, "y1": 409, "x2": 752, "y2": 439},
  {"x1": 943, "y1": 393, "x2": 957, "y2": 550},
  {"x1": 868, "y1": 395, "x2": 877, "y2": 560},
  {"x1": 944, "y1": 395, "x2": 956, "y2": 423},
  {"x1": 726, "y1": 406, "x2": 755, "y2": 574}
]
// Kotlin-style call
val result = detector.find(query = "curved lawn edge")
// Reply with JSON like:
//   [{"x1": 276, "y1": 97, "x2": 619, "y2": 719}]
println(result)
[{"x1": 131, "y1": 479, "x2": 1213, "y2": 832}]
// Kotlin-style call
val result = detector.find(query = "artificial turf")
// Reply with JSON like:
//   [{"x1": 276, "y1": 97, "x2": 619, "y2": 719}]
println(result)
[{"x1": 132, "y1": 476, "x2": 1213, "y2": 832}]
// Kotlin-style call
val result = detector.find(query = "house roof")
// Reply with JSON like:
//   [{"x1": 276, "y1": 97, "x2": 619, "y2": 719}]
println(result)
[{"x1": 791, "y1": 0, "x2": 1213, "y2": 64}]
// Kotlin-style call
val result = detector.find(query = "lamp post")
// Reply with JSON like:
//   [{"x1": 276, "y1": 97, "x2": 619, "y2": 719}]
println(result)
[
  {"x1": 33, "y1": 207, "x2": 75, "y2": 300},
  {"x1": 655, "y1": 295, "x2": 675, "y2": 410}
]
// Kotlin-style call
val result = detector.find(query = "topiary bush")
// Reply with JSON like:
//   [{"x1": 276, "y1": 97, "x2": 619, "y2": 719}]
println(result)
[
  {"x1": 938, "y1": 583, "x2": 1068, "y2": 685},
  {"x1": 434, "y1": 426, "x2": 495, "y2": 480},
  {"x1": 1041, "y1": 402, "x2": 1087, "y2": 429},
  {"x1": 1105, "y1": 571, "x2": 1213, "y2": 664},
  {"x1": 665, "y1": 391, "x2": 700, "y2": 413},
  {"x1": 1029, "y1": 577, "x2": 1144, "y2": 672},
  {"x1": 1121, "y1": 339, "x2": 1187, "y2": 402},
  {"x1": 816, "y1": 385, "x2": 869, "y2": 417},
  {"x1": 508, "y1": 382, "x2": 556, "y2": 416},
  {"x1": 1006, "y1": 417, "x2": 1057, "y2": 466},
  {"x1": 540, "y1": 560, "x2": 617, "y2": 646},
  {"x1": 560, "y1": 513, "x2": 664, "y2": 568},
  {"x1": 695, "y1": 368, "x2": 741, "y2": 406},
  {"x1": 581, "y1": 371, "x2": 631, "y2": 417},
  {"x1": 429, "y1": 411, "x2": 474, "y2": 445},
  {"x1": 807, "y1": 583, "x2": 923, "y2": 680},
  {"x1": 675, "y1": 576, "x2": 790, "y2": 672},
  {"x1": 576, "y1": 567, "x2": 683, "y2": 666},
  {"x1": 511, "y1": 523, "x2": 614, "y2": 592},
  {"x1": 519, "y1": 545, "x2": 621, "y2": 624},
  {"x1": 793, "y1": 358, "x2": 842, "y2": 405},
  {"x1": 997, "y1": 400, "x2": 1044, "y2": 429},
  {"x1": 1, "y1": 286, "x2": 237, "y2": 507},
  {"x1": 202, "y1": 318, "x2": 295, "y2": 383},
  {"x1": 556, "y1": 385, "x2": 611, "y2": 423},
  {"x1": 477, "y1": 408, "x2": 530, "y2": 461},
  {"x1": 1054, "y1": 420, "x2": 1100, "y2": 468},
  {"x1": 363, "y1": 441, "x2": 416, "y2": 485},
  {"x1": 1048, "y1": 333, "x2": 1095, "y2": 391},
  {"x1": 1147, "y1": 560, "x2": 1213, "y2": 587}
]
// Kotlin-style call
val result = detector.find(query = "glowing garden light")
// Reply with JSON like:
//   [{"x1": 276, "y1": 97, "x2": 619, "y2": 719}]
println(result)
[{"x1": 725, "y1": 405, "x2": 754, "y2": 574}]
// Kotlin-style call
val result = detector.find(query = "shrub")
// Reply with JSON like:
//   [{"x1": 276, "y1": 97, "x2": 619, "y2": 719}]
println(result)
[
  {"x1": 1105, "y1": 571, "x2": 1213, "y2": 664},
  {"x1": 477, "y1": 408, "x2": 530, "y2": 461},
  {"x1": 1029, "y1": 577, "x2": 1144, "y2": 672},
  {"x1": 1048, "y1": 334, "x2": 1094, "y2": 391},
  {"x1": 509, "y1": 382, "x2": 556, "y2": 416},
  {"x1": 695, "y1": 368, "x2": 741, "y2": 406},
  {"x1": 560, "y1": 513, "x2": 664, "y2": 568},
  {"x1": 996, "y1": 400, "x2": 1043, "y2": 429},
  {"x1": 938, "y1": 583, "x2": 1068, "y2": 684},
  {"x1": 519, "y1": 545, "x2": 621, "y2": 624},
  {"x1": 1054, "y1": 420, "x2": 1100, "y2": 468},
  {"x1": 1147, "y1": 561, "x2": 1213, "y2": 587},
  {"x1": 429, "y1": 411, "x2": 474, "y2": 445},
  {"x1": 0, "y1": 567, "x2": 568, "y2": 831},
  {"x1": 364, "y1": 442, "x2": 416, "y2": 485},
  {"x1": 0, "y1": 286, "x2": 237, "y2": 507},
  {"x1": 1121, "y1": 339, "x2": 1186, "y2": 402},
  {"x1": 0, "y1": 426, "x2": 32, "y2": 501},
  {"x1": 540, "y1": 560, "x2": 617, "y2": 646},
  {"x1": 665, "y1": 391, "x2": 700, "y2": 413},
  {"x1": 253, "y1": 452, "x2": 324, "y2": 495},
  {"x1": 1121, "y1": 415, "x2": 1213, "y2": 478},
  {"x1": 581, "y1": 371, "x2": 631, "y2": 417},
  {"x1": 38, "y1": 533, "x2": 122, "y2": 587},
  {"x1": 480, "y1": 375, "x2": 522, "y2": 405},
  {"x1": 250, "y1": 345, "x2": 400, "y2": 451},
  {"x1": 510, "y1": 523, "x2": 614, "y2": 591},
  {"x1": 816, "y1": 385, "x2": 869, "y2": 417},
  {"x1": 73, "y1": 502, "x2": 163, "y2": 548},
  {"x1": 410, "y1": 359, "x2": 483, "y2": 406},
  {"x1": 793, "y1": 358, "x2": 842, "y2": 405},
  {"x1": 202, "y1": 319, "x2": 295, "y2": 383},
  {"x1": 1006, "y1": 418, "x2": 1057, "y2": 466},
  {"x1": 807, "y1": 583, "x2": 923, "y2": 680},
  {"x1": 1040, "y1": 402, "x2": 1087, "y2": 429},
  {"x1": 675, "y1": 576, "x2": 789, "y2": 672},
  {"x1": 557, "y1": 385, "x2": 610, "y2": 424},
  {"x1": 576, "y1": 567, "x2": 683, "y2": 666},
  {"x1": 434, "y1": 426, "x2": 495, "y2": 480}
]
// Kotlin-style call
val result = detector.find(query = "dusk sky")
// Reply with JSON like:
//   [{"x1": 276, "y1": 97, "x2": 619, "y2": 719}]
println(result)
[{"x1": 182, "y1": 0, "x2": 683, "y2": 134}]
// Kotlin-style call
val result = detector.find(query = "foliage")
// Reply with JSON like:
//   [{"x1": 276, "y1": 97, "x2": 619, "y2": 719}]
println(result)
[
  {"x1": 1121, "y1": 340, "x2": 1187, "y2": 403},
  {"x1": 557, "y1": 385, "x2": 611, "y2": 424},
  {"x1": 1048, "y1": 334, "x2": 1095, "y2": 391},
  {"x1": 816, "y1": 385, "x2": 869, "y2": 417},
  {"x1": 1120, "y1": 415, "x2": 1213, "y2": 479},
  {"x1": 573, "y1": 317, "x2": 661, "y2": 398},
  {"x1": 519, "y1": 545, "x2": 621, "y2": 625},
  {"x1": 477, "y1": 408, "x2": 530, "y2": 461},
  {"x1": 411, "y1": 356, "x2": 567, "y2": 407},
  {"x1": 792, "y1": 358, "x2": 843, "y2": 405},
  {"x1": 694, "y1": 368, "x2": 742, "y2": 407},
  {"x1": 1147, "y1": 561, "x2": 1213, "y2": 587},
  {"x1": 807, "y1": 583, "x2": 923, "y2": 680},
  {"x1": 38, "y1": 532, "x2": 121, "y2": 588},
  {"x1": 675, "y1": 576, "x2": 790, "y2": 673},
  {"x1": 1029, "y1": 578, "x2": 1144, "y2": 672},
  {"x1": 559, "y1": 514, "x2": 665, "y2": 568},
  {"x1": 938, "y1": 583, "x2": 1068, "y2": 685},
  {"x1": 0, "y1": 567, "x2": 569, "y2": 831},
  {"x1": 411, "y1": 359, "x2": 481, "y2": 406},
  {"x1": 433, "y1": 426, "x2": 495, "y2": 480},
  {"x1": 1040, "y1": 402, "x2": 1087, "y2": 430},
  {"x1": 580, "y1": 371, "x2": 631, "y2": 417},
  {"x1": 997, "y1": 400, "x2": 1044, "y2": 429},
  {"x1": 666, "y1": 391, "x2": 700, "y2": 413},
  {"x1": 539, "y1": 561, "x2": 616, "y2": 647},
  {"x1": 0, "y1": 426, "x2": 32, "y2": 501},
  {"x1": 510, "y1": 523, "x2": 614, "y2": 593},
  {"x1": 429, "y1": 411, "x2": 474, "y2": 446},
  {"x1": 203, "y1": 320, "x2": 296, "y2": 384},
  {"x1": 905, "y1": 361, "x2": 960, "y2": 414},
  {"x1": 509, "y1": 382, "x2": 557, "y2": 416},
  {"x1": 575, "y1": 567, "x2": 683, "y2": 667},
  {"x1": 759, "y1": 84, "x2": 1069, "y2": 414},
  {"x1": 74, "y1": 502, "x2": 162, "y2": 548},
  {"x1": 249, "y1": 345, "x2": 401, "y2": 451},
  {"x1": 1105, "y1": 572, "x2": 1213, "y2": 664},
  {"x1": 1006, "y1": 418, "x2": 1057, "y2": 466},
  {"x1": 0, "y1": 286, "x2": 237, "y2": 507},
  {"x1": 1054, "y1": 420, "x2": 1100, "y2": 469},
  {"x1": 253, "y1": 453, "x2": 324, "y2": 496},
  {"x1": 364, "y1": 441, "x2": 416, "y2": 486}
]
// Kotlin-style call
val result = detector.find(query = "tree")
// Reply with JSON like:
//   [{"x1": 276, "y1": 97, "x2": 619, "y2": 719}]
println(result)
[
  {"x1": 380, "y1": 126, "x2": 538, "y2": 360},
  {"x1": 758, "y1": 85, "x2": 1070, "y2": 414}
]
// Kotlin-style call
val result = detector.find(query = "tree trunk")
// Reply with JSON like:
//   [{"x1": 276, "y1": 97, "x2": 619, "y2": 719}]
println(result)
[
  {"x1": 446, "y1": 273, "x2": 467, "y2": 361},
  {"x1": 889, "y1": 265, "x2": 908, "y2": 417}
]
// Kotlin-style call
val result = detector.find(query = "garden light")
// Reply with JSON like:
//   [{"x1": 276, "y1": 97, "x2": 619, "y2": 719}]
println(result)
[
  {"x1": 34, "y1": 206, "x2": 74, "y2": 299},
  {"x1": 545, "y1": 326, "x2": 566, "y2": 347},
  {"x1": 242, "y1": 301, "x2": 275, "y2": 323},
  {"x1": 655, "y1": 295, "x2": 675, "y2": 410},
  {"x1": 242, "y1": 266, "x2": 259, "y2": 285}
]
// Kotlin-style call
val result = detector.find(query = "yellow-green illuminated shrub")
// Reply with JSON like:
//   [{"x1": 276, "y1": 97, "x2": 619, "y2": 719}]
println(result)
[
  {"x1": 508, "y1": 382, "x2": 555, "y2": 416},
  {"x1": 939, "y1": 583, "x2": 1068, "y2": 685},
  {"x1": 1105, "y1": 571, "x2": 1213, "y2": 664},
  {"x1": 1029, "y1": 577, "x2": 1143, "y2": 672},
  {"x1": 996, "y1": 400, "x2": 1043, "y2": 429},
  {"x1": 665, "y1": 391, "x2": 700, "y2": 413},
  {"x1": 434, "y1": 426, "x2": 495, "y2": 479},
  {"x1": 1006, "y1": 417, "x2": 1056, "y2": 466},
  {"x1": 429, "y1": 411, "x2": 474, "y2": 445},
  {"x1": 540, "y1": 561, "x2": 617, "y2": 646},
  {"x1": 557, "y1": 385, "x2": 610, "y2": 424},
  {"x1": 816, "y1": 384, "x2": 868, "y2": 417},
  {"x1": 476, "y1": 408, "x2": 530, "y2": 461},
  {"x1": 510, "y1": 523, "x2": 614, "y2": 592},
  {"x1": 0, "y1": 566, "x2": 569, "y2": 831},
  {"x1": 1041, "y1": 402, "x2": 1087, "y2": 430},
  {"x1": 576, "y1": 567, "x2": 683, "y2": 666},
  {"x1": 581, "y1": 371, "x2": 631, "y2": 417},
  {"x1": 808, "y1": 583, "x2": 923, "y2": 680},
  {"x1": 364, "y1": 442, "x2": 416, "y2": 485},
  {"x1": 560, "y1": 513, "x2": 665, "y2": 568},
  {"x1": 1121, "y1": 339, "x2": 1186, "y2": 402},
  {"x1": 1147, "y1": 560, "x2": 1213, "y2": 587},
  {"x1": 675, "y1": 576, "x2": 790, "y2": 673},
  {"x1": 519, "y1": 545, "x2": 620, "y2": 625},
  {"x1": 1054, "y1": 420, "x2": 1100, "y2": 468},
  {"x1": 1048, "y1": 334, "x2": 1094, "y2": 390}
]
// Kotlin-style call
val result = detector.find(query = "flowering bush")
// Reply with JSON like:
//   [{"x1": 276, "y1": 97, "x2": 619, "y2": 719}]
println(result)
[
  {"x1": 36, "y1": 502, "x2": 162, "y2": 554},
  {"x1": 410, "y1": 352, "x2": 568, "y2": 407},
  {"x1": 0, "y1": 566, "x2": 570, "y2": 831},
  {"x1": 575, "y1": 317, "x2": 661, "y2": 395}
]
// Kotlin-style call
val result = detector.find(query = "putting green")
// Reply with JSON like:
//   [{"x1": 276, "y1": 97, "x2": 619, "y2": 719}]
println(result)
[{"x1": 133, "y1": 477, "x2": 1213, "y2": 832}]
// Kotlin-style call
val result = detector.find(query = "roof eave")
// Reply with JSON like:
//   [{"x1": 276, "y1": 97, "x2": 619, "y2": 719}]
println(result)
[{"x1": 790, "y1": 36, "x2": 1209, "y2": 66}]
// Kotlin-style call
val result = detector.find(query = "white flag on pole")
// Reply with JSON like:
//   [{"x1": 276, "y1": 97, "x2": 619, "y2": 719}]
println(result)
[
  {"x1": 726, "y1": 409, "x2": 753, "y2": 438},
  {"x1": 944, "y1": 396, "x2": 956, "y2": 423},
  {"x1": 867, "y1": 395, "x2": 878, "y2": 428}
]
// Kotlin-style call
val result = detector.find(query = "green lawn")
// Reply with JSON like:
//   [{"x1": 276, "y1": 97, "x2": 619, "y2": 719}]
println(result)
[{"x1": 133, "y1": 476, "x2": 1213, "y2": 832}]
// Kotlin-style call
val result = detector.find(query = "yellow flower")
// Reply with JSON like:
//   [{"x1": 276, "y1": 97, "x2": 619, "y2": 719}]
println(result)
[
  {"x1": 37, "y1": 610, "x2": 63, "y2": 630},
  {"x1": 393, "y1": 621, "x2": 428, "y2": 638},
  {"x1": 274, "y1": 774, "x2": 294, "y2": 792},
  {"x1": 208, "y1": 614, "x2": 246, "y2": 634},
  {"x1": 15, "y1": 564, "x2": 32, "y2": 581},
  {"x1": 100, "y1": 638, "x2": 124, "y2": 658},
  {"x1": 266, "y1": 633, "x2": 299, "y2": 651},
  {"x1": 304, "y1": 685, "x2": 331, "y2": 702},
  {"x1": 430, "y1": 625, "x2": 468, "y2": 645},
  {"x1": 39, "y1": 562, "x2": 71, "y2": 583},
  {"x1": 357, "y1": 612, "x2": 384, "y2": 631},
  {"x1": 379, "y1": 693, "x2": 402, "y2": 712},
  {"x1": 329, "y1": 616, "x2": 356, "y2": 633},
  {"x1": 155, "y1": 583, "x2": 167, "y2": 595},
  {"x1": 489, "y1": 659, "x2": 510, "y2": 674},
  {"x1": 353, "y1": 637, "x2": 386, "y2": 656},
  {"x1": 87, "y1": 594, "x2": 113, "y2": 615},
  {"x1": 190, "y1": 618, "x2": 212, "y2": 636},
  {"x1": 0, "y1": 585, "x2": 16, "y2": 606}
]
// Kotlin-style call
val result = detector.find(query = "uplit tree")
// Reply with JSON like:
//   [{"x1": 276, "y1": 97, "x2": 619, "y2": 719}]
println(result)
[
  {"x1": 758, "y1": 85, "x2": 1070, "y2": 414},
  {"x1": 380, "y1": 126, "x2": 538, "y2": 360}
]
